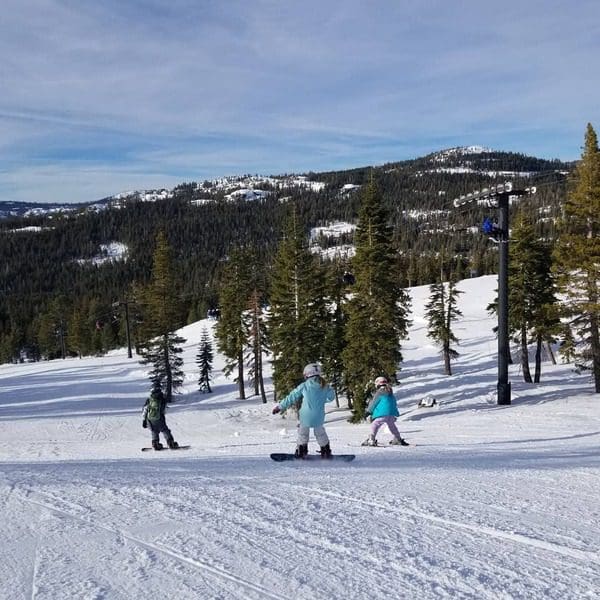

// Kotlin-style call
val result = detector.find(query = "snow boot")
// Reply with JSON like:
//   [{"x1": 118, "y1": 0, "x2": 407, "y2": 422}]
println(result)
[
  {"x1": 361, "y1": 435, "x2": 378, "y2": 447},
  {"x1": 152, "y1": 440, "x2": 164, "y2": 451},
  {"x1": 294, "y1": 444, "x2": 308, "y2": 459},
  {"x1": 320, "y1": 443, "x2": 332, "y2": 459},
  {"x1": 168, "y1": 439, "x2": 179, "y2": 449},
  {"x1": 390, "y1": 437, "x2": 409, "y2": 446}
]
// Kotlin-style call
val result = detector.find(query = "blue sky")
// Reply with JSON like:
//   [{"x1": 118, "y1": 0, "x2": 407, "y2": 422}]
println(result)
[{"x1": 1, "y1": 0, "x2": 599, "y2": 203}]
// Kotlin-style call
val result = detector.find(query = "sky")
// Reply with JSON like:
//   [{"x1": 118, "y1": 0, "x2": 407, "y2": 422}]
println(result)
[
  {"x1": 1, "y1": 275, "x2": 599, "y2": 598},
  {"x1": 1, "y1": 1, "x2": 600, "y2": 204}
]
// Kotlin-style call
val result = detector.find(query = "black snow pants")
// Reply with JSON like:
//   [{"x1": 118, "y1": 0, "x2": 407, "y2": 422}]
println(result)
[{"x1": 148, "y1": 416, "x2": 174, "y2": 445}]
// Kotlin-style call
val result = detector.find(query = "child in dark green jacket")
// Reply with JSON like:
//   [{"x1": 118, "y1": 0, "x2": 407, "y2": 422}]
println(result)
[{"x1": 142, "y1": 383, "x2": 179, "y2": 450}]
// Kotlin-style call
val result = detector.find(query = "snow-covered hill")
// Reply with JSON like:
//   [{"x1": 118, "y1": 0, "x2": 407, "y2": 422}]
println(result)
[{"x1": 1, "y1": 275, "x2": 598, "y2": 599}]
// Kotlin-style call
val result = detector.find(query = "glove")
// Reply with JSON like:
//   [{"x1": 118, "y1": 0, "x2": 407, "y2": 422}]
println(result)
[
  {"x1": 142, "y1": 419, "x2": 148, "y2": 429},
  {"x1": 272, "y1": 405, "x2": 281, "y2": 415}
]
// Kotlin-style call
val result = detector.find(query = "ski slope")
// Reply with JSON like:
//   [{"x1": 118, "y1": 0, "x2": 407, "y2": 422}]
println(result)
[{"x1": 1, "y1": 275, "x2": 599, "y2": 600}]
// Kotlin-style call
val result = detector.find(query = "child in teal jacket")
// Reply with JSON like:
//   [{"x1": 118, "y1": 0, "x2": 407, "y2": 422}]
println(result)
[
  {"x1": 273, "y1": 363, "x2": 335, "y2": 458},
  {"x1": 362, "y1": 376, "x2": 409, "y2": 446}
]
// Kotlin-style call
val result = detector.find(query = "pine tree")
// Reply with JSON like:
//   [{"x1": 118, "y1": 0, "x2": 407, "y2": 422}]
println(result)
[
  {"x1": 37, "y1": 310, "x2": 59, "y2": 360},
  {"x1": 196, "y1": 327, "x2": 213, "y2": 393},
  {"x1": 268, "y1": 207, "x2": 329, "y2": 400},
  {"x1": 141, "y1": 231, "x2": 183, "y2": 337},
  {"x1": 242, "y1": 250, "x2": 269, "y2": 402},
  {"x1": 244, "y1": 289, "x2": 269, "y2": 402},
  {"x1": 342, "y1": 177, "x2": 411, "y2": 420},
  {"x1": 424, "y1": 279, "x2": 463, "y2": 375},
  {"x1": 140, "y1": 332, "x2": 185, "y2": 395},
  {"x1": 529, "y1": 247, "x2": 560, "y2": 383},
  {"x1": 321, "y1": 261, "x2": 349, "y2": 407},
  {"x1": 553, "y1": 123, "x2": 600, "y2": 392},
  {"x1": 558, "y1": 322, "x2": 577, "y2": 364},
  {"x1": 138, "y1": 231, "x2": 186, "y2": 400},
  {"x1": 215, "y1": 247, "x2": 251, "y2": 399},
  {"x1": 508, "y1": 213, "x2": 543, "y2": 383},
  {"x1": 37, "y1": 297, "x2": 68, "y2": 360},
  {"x1": 67, "y1": 305, "x2": 87, "y2": 358}
]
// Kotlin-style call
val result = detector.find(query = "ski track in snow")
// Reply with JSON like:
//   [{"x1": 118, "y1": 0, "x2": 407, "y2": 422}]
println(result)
[
  {"x1": 7, "y1": 479, "x2": 286, "y2": 600},
  {"x1": 2, "y1": 453, "x2": 598, "y2": 600}
]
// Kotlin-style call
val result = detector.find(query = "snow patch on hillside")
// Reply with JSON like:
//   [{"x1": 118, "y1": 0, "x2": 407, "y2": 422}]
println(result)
[{"x1": 76, "y1": 241, "x2": 129, "y2": 265}]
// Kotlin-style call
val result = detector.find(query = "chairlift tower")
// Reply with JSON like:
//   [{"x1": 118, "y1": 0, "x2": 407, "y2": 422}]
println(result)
[{"x1": 453, "y1": 182, "x2": 536, "y2": 405}]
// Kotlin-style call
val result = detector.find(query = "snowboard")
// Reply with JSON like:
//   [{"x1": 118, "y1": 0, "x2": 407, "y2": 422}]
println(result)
[
  {"x1": 270, "y1": 452, "x2": 355, "y2": 462},
  {"x1": 141, "y1": 445, "x2": 191, "y2": 452}
]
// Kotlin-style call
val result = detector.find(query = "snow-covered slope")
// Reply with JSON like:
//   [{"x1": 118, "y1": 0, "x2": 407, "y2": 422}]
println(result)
[{"x1": 1, "y1": 275, "x2": 598, "y2": 599}]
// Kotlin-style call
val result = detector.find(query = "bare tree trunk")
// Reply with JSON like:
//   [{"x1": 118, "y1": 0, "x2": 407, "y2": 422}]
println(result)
[
  {"x1": 237, "y1": 350, "x2": 245, "y2": 399},
  {"x1": 534, "y1": 334, "x2": 543, "y2": 383},
  {"x1": 521, "y1": 326, "x2": 532, "y2": 383},
  {"x1": 546, "y1": 341, "x2": 557, "y2": 365},
  {"x1": 443, "y1": 343, "x2": 452, "y2": 375},
  {"x1": 257, "y1": 342, "x2": 267, "y2": 403},
  {"x1": 258, "y1": 373, "x2": 267, "y2": 403}
]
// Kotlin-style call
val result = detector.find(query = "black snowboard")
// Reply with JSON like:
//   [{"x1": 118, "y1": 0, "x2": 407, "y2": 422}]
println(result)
[
  {"x1": 141, "y1": 445, "x2": 191, "y2": 452},
  {"x1": 270, "y1": 452, "x2": 355, "y2": 462}
]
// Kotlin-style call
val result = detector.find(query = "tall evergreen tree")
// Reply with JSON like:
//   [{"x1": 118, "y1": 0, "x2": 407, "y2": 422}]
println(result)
[
  {"x1": 321, "y1": 261, "x2": 350, "y2": 407},
  {"x1": 215, "y1": 247, "x2": 251, "y2": 399},
  {"x1": 140, "y1": 332, "x2": 185, "y2": 396},
  {"x1": 424, "y1": 279, "x2": 463, "y2": 375},
  {"x1": 558, "y1": 322, "x2": 577, "y2": 364},
  {"x1": 37, "y1": 297, "x2": 68, "y2": 360},
  {"x1": 67, "y1": 304, "x2": 88, "y2": 359},
  {"x1": 528, "y1": 246, "x2": 560, "y2": 383},
  {"x1": 243, "y1": 251, "x2": 270, "y2": 403},
  {"x1": 508, "y1": 213, "x2": 556, "y2": 383},
  {"x1": 268, "y1": 207, "x2": 329, "y2": 400},
  {"x1": 244, "y1": 289, "x2": 269, "y2": 402},
  {"x1": 197, "y1": 327, "x2": 214, "y2": 393},
  {"x1": 138, "y1": 231, "x2": 186, "y2": 400},
  {"x1": 553, "y1": 123, "x2": 600, "y2": 392},
  {"x1": 342, "y1": 178, "x2": 411, "y2": 421}
]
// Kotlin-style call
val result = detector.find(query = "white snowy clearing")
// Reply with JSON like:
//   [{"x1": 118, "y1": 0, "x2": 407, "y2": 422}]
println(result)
[{"x1": 1, "y1": 275, "x2": 599, "y2": 600}]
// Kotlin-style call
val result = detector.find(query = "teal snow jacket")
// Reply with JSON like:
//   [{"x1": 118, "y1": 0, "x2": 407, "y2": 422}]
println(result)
[
  {"x1": 279, "y1": 377, "x2": 335, "y2": 428},
  {"x1": 367, "y1": 388, "x2": 399, "y2": 418}
]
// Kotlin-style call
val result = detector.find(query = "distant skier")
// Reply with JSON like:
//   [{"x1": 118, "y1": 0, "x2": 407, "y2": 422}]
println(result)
[
  {"x1": 361, "y1": 376, "x2": 409, "y2": 447},
  {"x1": 142, "y1": 382, "x2": 179, "y2": 450},
  {"x1": 272, "y1": 363, "x2": 335, "y2": 458}
]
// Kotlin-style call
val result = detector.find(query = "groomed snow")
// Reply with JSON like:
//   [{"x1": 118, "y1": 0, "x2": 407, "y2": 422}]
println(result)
[{"x1": 1, "y1": 275, "x2": 599, "y2": 599}]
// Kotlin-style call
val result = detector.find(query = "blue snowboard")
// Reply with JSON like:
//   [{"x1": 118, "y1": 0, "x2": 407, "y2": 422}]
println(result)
[{"x1": 270, "y1": 452, "x2": 355, "y2": 462}]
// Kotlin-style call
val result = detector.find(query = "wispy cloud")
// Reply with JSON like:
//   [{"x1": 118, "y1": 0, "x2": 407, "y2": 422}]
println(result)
[{"x1": 1, "y1": 0, "x2": 599, "y2": 202}]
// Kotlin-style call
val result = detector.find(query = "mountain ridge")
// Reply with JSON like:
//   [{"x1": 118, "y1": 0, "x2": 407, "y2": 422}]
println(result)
[{"x1": 0, "y1": 146, "x2": 572, "y2": 218}]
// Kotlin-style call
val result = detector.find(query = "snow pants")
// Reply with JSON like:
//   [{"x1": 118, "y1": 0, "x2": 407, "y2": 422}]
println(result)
[
  {"x1": 371, "y1": 416, "x2": 401, "y2": 440},
  {"x1": 297, "y1": 424, "x2": 329, "y2": 447},
  {"x1": 148, "y1": 417, "x2": 174, "y2": 445}
]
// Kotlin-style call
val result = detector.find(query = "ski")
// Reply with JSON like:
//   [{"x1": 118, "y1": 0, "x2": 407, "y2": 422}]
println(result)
[
  {"x1": 270, "y1": 452, "x2": 355, "y2": 462},
  {"x1": 141, "y1": 445, "x2": 191, "y2": 452}
]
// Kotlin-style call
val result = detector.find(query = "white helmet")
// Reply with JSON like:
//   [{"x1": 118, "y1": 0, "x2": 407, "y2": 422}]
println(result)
[
  {"x1": 303, "y1": 363, "x2": 322, "y2": 378},
  {"x1": 374, "y1": 376, "x2": 388, "y2": 388}
]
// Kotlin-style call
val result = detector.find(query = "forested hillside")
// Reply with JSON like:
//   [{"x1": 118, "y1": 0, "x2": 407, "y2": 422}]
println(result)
[{"x1": 0, "y1": 147, "x2": 571, "y2": 363}]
